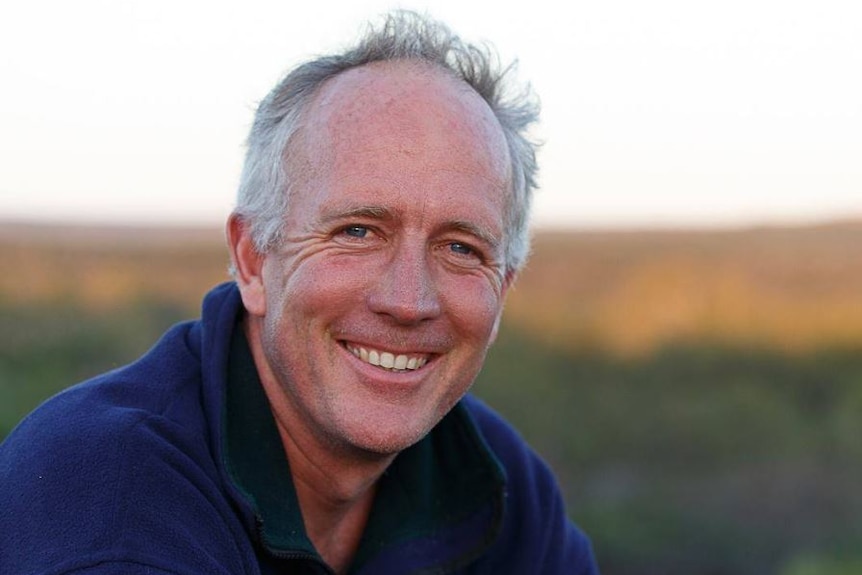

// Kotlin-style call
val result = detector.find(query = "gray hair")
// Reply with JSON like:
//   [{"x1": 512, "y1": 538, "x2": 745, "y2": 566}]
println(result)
[{"x1": 233, "y1": 10, "x2": 540, "y2": 274}]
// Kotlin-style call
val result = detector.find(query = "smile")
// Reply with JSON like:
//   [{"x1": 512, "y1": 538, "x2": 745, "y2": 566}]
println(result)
[{"x1": 344, "y1": 343, "x2": 430, "y2": 372}]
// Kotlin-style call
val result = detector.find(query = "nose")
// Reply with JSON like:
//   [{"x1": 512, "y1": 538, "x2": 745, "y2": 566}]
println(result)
[{"x1": 366, "y1": 241, "x2": 442, "y2": 325}]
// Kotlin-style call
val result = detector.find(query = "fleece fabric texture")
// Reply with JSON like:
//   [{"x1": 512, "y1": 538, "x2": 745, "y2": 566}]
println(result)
[{"x1": 0, "y1": 282, "x2": 599, "y2": 575}]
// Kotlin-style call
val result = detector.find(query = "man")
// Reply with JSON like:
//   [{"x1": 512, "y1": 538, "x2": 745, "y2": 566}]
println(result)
[{"x1": 1, "y1": 12, "x2": 598, "y2": 575}]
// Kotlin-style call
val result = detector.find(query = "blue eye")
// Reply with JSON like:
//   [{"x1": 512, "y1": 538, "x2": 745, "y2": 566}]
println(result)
[
  {"x1": 344, "y1": 225, "x2": 368, "y2": 238},
  {"x1": 449, "y1": 242, "x2": 475, "y2": 256}
]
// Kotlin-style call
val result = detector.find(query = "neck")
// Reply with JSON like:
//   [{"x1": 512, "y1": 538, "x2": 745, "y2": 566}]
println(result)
[
  {"x1": 276, "y1": 418, "x2": 387, "y2": 574},
  {"x1": 244, "y1": 318, "x2": 394, "y2": 574}
]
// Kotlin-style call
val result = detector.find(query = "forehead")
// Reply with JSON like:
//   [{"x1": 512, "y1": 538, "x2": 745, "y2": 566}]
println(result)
[{"x1": 296, "y1": 61, "x2": 511, "y2": 189}]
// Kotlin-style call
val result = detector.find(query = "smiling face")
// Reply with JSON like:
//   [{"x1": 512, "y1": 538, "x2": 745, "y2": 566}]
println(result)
[{"x1": 232, "y1": 61, "x2": 512, "y2": 459}]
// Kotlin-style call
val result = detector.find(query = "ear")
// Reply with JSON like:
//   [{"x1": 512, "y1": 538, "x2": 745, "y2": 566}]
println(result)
[
  {"x1": 488, "y1": 269, "x2": 517, "y2": 346},
  {"x1": 226, "y1": 213, "x2": 267, "y2": 317}
]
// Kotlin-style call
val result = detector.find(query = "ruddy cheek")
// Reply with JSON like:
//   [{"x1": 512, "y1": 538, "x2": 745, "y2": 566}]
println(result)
[
  {"x1": 294, "y1": 260, "x2": 359, "y2": 298},
  {"x1": 448, "y1": 285, "x2": 503, "y2": 339}
]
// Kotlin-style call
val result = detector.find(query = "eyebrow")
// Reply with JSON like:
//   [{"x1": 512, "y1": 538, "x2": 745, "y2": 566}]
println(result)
[
  {"x1": 445, "y1": 219, "x2": 502, "y2": 251},
  {"x1": 319, "y1": 205, "x2": 394, "y2": 225}
]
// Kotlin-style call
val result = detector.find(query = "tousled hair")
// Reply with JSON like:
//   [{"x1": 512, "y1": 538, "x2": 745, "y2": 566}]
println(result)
[{"x1": 233, "y1": 10, "x2": 540, "y2": 273}]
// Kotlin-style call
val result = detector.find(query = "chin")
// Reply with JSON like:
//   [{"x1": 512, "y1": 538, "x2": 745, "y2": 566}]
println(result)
[{"x1": 335, "y1": 409, "x2": 442, "y2": 457}]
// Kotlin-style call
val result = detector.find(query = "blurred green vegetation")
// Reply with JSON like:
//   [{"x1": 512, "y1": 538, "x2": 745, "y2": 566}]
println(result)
[
  {"x1": 475, "y1": 331, "x2": 862, "y2": 575},
  {"x1": 0, "y1": 300, "x2": 190, "y2": 439},
  {"x1": 3, "y1": 299, "x2": 861, "y2": 575}
]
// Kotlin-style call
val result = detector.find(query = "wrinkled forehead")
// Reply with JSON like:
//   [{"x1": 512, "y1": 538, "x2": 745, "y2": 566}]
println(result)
[{"x1": 296, "y1": 60, "x2": 512, "y2": 187}]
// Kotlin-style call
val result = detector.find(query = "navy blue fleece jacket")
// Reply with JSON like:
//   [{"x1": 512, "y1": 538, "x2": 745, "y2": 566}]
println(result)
[{"x1": 0, "y1": 283, "x2": 598, "y2": 574}]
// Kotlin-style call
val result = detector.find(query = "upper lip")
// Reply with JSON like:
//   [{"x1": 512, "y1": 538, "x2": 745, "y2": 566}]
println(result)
[{"x1": 337, "y1": 335, "x2": 443, "y2": 355}]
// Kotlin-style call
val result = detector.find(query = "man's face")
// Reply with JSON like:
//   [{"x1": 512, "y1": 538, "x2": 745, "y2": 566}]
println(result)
[{"x1": 244, "y1": 62, "x2": 512, "y2": 457}]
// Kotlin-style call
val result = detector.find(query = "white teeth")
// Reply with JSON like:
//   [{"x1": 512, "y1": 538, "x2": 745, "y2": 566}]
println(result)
[{"x1": 346, "y1": 344, "x2": 428, "y2": 372}]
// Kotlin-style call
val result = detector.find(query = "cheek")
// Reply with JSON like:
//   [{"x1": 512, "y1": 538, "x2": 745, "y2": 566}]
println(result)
[
  {"x1": 441, "y1": 276, "x2": 505, "y2": 341},
  {"x1": 278, "y1": 257, "x2": 373, "y2": 327}
]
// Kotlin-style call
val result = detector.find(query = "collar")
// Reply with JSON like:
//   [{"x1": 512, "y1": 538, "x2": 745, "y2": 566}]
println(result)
[{"x1": 222, "y1": 320, "x2": 505, "y2": 572}]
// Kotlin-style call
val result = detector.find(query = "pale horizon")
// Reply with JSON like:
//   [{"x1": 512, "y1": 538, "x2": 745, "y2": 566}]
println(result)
[{"x1": 1, "y1": 0, "x2": 860, "y2": 231}]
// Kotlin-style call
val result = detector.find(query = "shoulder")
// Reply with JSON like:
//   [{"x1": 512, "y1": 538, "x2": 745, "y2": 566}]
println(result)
[
  {"x1": 0, "y1": 321, "x2": 254, "y2": 574},
  {"x1": 460, "y1": 393, "x2": 561, "y2": 498},
  {"x1": 460, "y1": 394, "x2": 599, "y2": 574},
  {"x1": 3, "y1": 320, "x2": 207, "y2": 477}
]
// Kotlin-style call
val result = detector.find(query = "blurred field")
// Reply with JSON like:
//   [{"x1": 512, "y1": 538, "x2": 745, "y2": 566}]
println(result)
[
  {"x1": 3, "y1": 220, "x2": 862, "y2": 355},
  {"x1": 507, "y1": 222, "x2": 862, "y2": 356},
  {"x1": 0, "y1": 223, "x2": 229, "y2": 312},
  {"x1": 2, "y1": 219, "x2": 861, "y2": 575}
]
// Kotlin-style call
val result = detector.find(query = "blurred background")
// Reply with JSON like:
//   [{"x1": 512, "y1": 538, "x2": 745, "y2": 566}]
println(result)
[{"x1": 1, "y1": 1, "x2": 861, "y2": 574}]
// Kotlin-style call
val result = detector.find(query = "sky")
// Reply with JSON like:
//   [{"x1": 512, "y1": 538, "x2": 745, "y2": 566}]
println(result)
[{"x1": 0, "y1": 0, "x2": 860, "y2": 230}]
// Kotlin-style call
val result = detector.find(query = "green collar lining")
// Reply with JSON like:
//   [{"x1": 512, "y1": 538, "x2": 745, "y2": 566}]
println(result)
[
  {"x1": 223, "y1": 324, "x2": 505, "y2": 571},
  {"x1": 224, "y1": 323, "x2": 319, "y2": 557}
]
